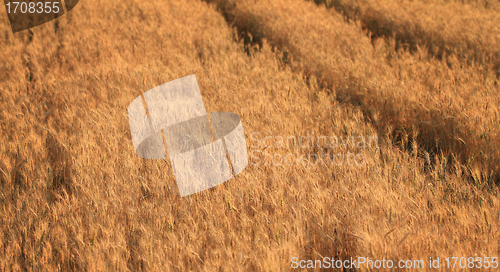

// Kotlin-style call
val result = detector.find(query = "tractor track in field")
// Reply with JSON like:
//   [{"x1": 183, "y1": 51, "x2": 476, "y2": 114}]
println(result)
[{"x1": 205, "y1": 0, "x2": 500, "y2": 185}]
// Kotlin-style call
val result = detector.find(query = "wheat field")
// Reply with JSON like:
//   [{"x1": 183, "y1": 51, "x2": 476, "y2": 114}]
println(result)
[{"x1": 0, "y1": 0, "x2": 499, "y2": 271}]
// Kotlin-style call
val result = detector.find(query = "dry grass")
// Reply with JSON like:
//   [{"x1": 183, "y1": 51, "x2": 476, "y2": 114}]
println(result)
[{"x1": 0, "y1": 0, "x2": 499, "y2": 271}]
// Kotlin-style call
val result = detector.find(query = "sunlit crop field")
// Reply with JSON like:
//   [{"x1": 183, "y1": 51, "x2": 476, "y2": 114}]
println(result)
[{"x1": 0, "y1": 0, "x2": 498, "y2": 271}]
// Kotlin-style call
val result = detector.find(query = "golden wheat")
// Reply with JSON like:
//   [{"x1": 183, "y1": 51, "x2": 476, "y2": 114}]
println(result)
[
  {"x1": 312, "y1": 0, "x2": 500, "y2": 73},
  {"x1": 210, "y1": 0, "x2": 500, "y2": 183},
  {"x1": 0, "y1": 0, "x2": 498, "y2": 271}
]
